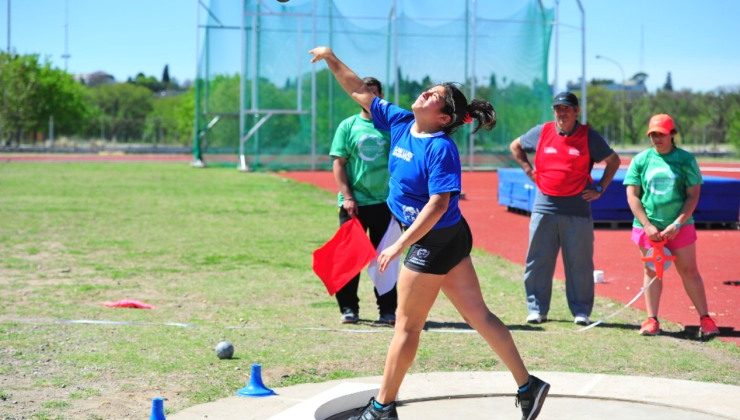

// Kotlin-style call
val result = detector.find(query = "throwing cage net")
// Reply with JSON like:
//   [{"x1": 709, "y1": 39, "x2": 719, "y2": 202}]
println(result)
[{"x1": 194, "y1": 0, "x2": 553, "y2": 170}]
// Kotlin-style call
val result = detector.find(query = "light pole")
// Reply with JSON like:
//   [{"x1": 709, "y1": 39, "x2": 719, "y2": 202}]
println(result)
[
  {"x1": 6, "y1": 0, "x2": 10, "y2": 53},
  {"x1": 61, "y1": 0, "x2": 70, "y2": 70},
  {"x1": 576, "y1": 0, "x2": 586, "y2": 124},
  {"x1": 595, "y1": 54, "x2": 625, "y2": 143}
]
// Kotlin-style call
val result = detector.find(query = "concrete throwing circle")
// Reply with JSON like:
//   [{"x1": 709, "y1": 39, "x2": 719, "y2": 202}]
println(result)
[
  {"x1": 328, "y1": 395, "x2": 723, "y2": 420},
  {"x1": 169, "y1": 371, "x2": 739, "y2": 419}
]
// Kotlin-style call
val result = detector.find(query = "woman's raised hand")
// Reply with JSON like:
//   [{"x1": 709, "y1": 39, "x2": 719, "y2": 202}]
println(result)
[{"x1": 309, "y1": 46, "x2": 333, "y2": 63}]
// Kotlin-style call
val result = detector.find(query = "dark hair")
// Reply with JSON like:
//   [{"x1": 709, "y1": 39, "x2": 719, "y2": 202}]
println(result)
[
  {"x1": 440, "y1": 83, "x2": 496, "y2": 135},
  {"x1": 362, "y1": 77, "x2": 383, "y2": 96}
]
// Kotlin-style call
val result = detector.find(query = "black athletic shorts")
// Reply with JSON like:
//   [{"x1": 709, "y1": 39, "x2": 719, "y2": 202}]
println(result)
[{"x1": 404, "y1": 217, "x2": 473, "y2": 275}]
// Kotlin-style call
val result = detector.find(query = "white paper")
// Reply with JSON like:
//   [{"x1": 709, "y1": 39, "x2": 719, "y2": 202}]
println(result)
[{"x1": 367, "y1": 218, "x2": 402, "y2": 295}]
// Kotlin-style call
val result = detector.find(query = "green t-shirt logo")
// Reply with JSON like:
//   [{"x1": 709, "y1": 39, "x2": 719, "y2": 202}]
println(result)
[
  {"x1": 357, "y1": 134, "x2": 386, "y2": 162},
  {"x1": 646, "y1": 166, "x2": 676, "y2": 196}
]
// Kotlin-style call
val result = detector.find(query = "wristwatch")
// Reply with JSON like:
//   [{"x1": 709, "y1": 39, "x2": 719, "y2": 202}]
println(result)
[{"x1": 594, "y1": 184, "x2": 603, "y2": 193}]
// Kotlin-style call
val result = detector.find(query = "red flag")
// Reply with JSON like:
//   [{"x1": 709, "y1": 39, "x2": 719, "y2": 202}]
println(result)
[{"x1": 312, "y1": 217, "x2": 377, "y2": 295}]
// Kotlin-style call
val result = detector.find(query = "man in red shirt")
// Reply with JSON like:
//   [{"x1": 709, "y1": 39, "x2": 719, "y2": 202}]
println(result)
[{"x1": 509, "y1": 92, "x2": 620, "y2": 326}]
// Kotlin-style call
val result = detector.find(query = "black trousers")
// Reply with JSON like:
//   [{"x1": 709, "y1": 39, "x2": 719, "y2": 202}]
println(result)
[{"x1": 336, "y1": 203, "x2": 398, "y2": 316}]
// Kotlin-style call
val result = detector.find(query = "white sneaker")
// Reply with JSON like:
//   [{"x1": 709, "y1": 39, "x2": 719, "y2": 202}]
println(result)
[
  {"x1": 341, "y1": 309, "x2": 359, "y2": 324},
  {"x1": 526, "y1": 313, "x2": 547, "y2": 324},
  {"x1": 574, "y1": 315, "x2": 590, "y2": 326}
]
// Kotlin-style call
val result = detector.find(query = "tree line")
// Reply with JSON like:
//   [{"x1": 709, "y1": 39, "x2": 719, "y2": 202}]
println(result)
[
  {"x1": 0, "y1": 53, "x2": 193, "y2": 146},
  {"x1": 584, "y1": 82, "x2": 740, "y2": 151},
  {"x1": 2, "y1": 52, "x2": 738, "y2": 154}
]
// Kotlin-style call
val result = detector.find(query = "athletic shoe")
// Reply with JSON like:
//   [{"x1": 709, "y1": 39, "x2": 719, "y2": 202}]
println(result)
[
  {"x1": 573, "y1": 315, "x2": 590, "y2": 326},
  {"x1": 341, "y1": 308, "x2": 359, "y2": 324},
  {"x1": 349, "y1": 397, "x2": 398, "y2": 420},
  {"x1": 516, "y1": 375, "x2": 550, "y2": 420},
  {"x1": 378, "y1": 313, "x2": 396, "y2": 325},
  {"x1": 639, "y1": 317, "x2": 660, "y2": 336},
  {"x1": 526, "y1": 313, "x2": 547, "y2": 324},
  {"x1": 700, "y1": 315, "x2": 720, "y2": 338}
]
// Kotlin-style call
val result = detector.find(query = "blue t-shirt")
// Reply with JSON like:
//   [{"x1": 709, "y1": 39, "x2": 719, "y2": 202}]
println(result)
[{"x1": 370, "y1": 97, "x2": 462, "y2": 229}]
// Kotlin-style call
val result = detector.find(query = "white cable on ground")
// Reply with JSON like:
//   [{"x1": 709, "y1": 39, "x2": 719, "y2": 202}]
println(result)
[{"x1": 577, "y1": 276, "x2": 657, "y2": 332}]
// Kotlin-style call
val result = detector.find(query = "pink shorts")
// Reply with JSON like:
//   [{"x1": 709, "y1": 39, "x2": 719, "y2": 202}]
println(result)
[{"x1": 631, "y1": 224, "x2": 697, "y2": 251}]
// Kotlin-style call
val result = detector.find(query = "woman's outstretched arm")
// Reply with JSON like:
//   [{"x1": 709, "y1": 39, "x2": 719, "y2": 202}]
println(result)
[{"x1": 309, "y1": 46, "x2": 375, "y2": 110}]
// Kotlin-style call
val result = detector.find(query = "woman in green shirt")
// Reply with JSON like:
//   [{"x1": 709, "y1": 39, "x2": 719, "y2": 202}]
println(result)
[{"x1": 624, "y1": 113, "x2": 719, "y2": 339}]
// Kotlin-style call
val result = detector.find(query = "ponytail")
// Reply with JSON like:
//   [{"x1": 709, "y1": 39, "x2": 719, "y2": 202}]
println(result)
[
  {"x1": 466, "y1": 99, "x2": 496, "y2": 134},
  {"x1": 441, "y1": 83, "x2": 497, "y2": 135}
]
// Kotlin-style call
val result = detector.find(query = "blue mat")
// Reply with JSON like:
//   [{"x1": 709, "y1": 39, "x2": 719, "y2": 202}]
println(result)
[{"x1": 497, "y1": 168, "x2": 740, "y2": 223}]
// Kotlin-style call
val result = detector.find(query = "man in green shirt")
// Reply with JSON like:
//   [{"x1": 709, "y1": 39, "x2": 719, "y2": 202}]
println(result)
[{"x1": 329, "y1": 77, "x2": 397, "y2": 325}]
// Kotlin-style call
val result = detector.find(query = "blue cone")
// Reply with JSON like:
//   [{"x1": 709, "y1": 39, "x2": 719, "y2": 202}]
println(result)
[
  {"x1": 150, "y1": 397, "x2": 166, "y2": 420},
  {"x1": 237, "y1": 363, "x2": 276, "y2": 397}
]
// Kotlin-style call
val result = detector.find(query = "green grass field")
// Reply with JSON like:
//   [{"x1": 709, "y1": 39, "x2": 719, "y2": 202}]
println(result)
[{"x1": 0, "y1": 162, "x2": 738, "y2": 419}]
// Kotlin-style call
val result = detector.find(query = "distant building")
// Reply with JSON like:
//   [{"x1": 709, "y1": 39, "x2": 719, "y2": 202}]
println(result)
[
  {"x1": 567, "y1": 72, "x2": 648, "y2": 96},
  {"x1": 75, "y1": 71, "x2": 115, "y2": 87}
]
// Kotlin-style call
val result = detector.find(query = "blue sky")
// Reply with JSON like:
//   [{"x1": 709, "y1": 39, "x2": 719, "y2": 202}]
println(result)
[{"x1": 2, "y1": 0, "x2": 739, "y2": 92}]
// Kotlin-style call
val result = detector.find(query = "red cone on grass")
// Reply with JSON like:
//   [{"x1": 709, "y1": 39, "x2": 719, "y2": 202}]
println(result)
[{"x1": 103, "y1": 299, "x2": 155, "y2": 309}]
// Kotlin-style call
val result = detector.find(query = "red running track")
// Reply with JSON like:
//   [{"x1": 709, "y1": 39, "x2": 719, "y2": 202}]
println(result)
[{"x1": 281, "y1": 169, "x2": 739, "y2": 345}]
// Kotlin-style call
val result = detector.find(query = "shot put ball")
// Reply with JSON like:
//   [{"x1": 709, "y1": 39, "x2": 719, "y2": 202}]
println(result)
[{"x1": 215, "y1": 341, "x2": 234, "y2": 359}]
